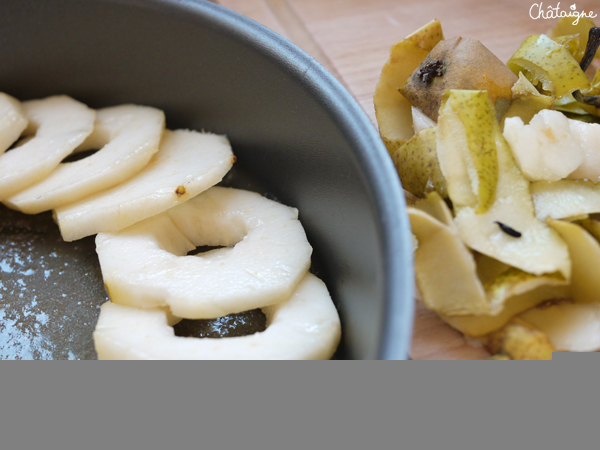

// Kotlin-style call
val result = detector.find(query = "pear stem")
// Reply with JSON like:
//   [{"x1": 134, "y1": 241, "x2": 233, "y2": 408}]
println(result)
[{"x1": 572, "y1": 27, "x2": 600, "y2": 107}]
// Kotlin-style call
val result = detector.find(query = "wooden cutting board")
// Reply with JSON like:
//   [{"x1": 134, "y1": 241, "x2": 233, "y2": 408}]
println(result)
[{"x1": 215, "y1": 0, "x2": 598, "y2": 359}]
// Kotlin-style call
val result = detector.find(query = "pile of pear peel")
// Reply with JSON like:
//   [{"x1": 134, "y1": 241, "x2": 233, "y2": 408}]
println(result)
[
  {"x1": 0, "y1": 94, "x2": 341, "y2": 360},
  {"x1": 374, "y1": 17, "x2": 600, "y2": 359}
]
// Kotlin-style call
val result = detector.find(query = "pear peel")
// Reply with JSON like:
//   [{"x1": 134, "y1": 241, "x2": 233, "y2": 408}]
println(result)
[
  {"x1": 373, "y1": 19, "x2": 444, "y2": 151},
  {"x1": 0, "y1": 92, "x2": 28, "y2": 156},
  {"x1": 408, "y1": 206, "x2": 491, "y2": 316},
  {"x1": 5, "y1": 104, "x2": 165, "y2": 214},
  {"x1": 401, "y1": 37, "x2": 517, "y2": 122},
  {"x1": 94, "y1": 273, "x2": 341, "y2": 360},
  {"x1": 436, "y1": 91, "x2": 571, "y2": 278},
  {"x1": 507, "y1": 34, "x2": 590, "y2": 99},
  {"x1": 518, "y1": 301, "x2": 600, "y2": 352},
  {"x1": 0, "y1": 95, "x2": 95, "y2": 200},
  {"x1": 96, "y1": 187, "x2": 313, "y2": 319}
]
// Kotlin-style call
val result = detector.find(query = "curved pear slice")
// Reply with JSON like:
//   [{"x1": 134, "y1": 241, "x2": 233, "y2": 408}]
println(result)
[
  {"x1": 96, "y1": 187, "x2": 312, "y2": 319},
  {"x1": 54, "y1": 129, "x2": 234, "y2": 242},
  {"x1": 5, "y1": 105, "x2": 165, "y2": 214},
  {"x1": 518, "y1": 301, "x2": 600, "y2": 352},
  {"x1": 0, "y1": 93, "x2": 28, "y2": 155},
  {"x1": 94, "y1": 273, "x2": 341, "y2": 360},
  {"x1": 0, "y1": 95, "x2": 95, "y2": 200}
]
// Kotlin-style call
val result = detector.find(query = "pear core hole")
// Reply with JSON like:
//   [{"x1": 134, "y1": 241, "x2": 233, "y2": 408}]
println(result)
[
  {"x1": 61, "y1": 148, "x2": 100, "y2": 164},
  {"x1": 173, "y1": 309, "x2": 267, "y2": 339},
  {"x1": 186, "y1": 245, "x2": 229, "y2": 256}
]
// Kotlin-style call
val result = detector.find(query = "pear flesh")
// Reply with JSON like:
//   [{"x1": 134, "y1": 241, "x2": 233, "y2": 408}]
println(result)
[
  {"x1": 503, "y1": 109, "x2": 585, "y2": 182},
  {"x1": 54, "y1": 129, "x2": 234, "y2": 242},
  {"x1": 0, "y1": 95, "x2": 95, "y2": 200},
  {"x1": 0, "y1": 93, "x2": 28, "y2": 155},
  {"x1": 94, "y1": 273, "x2": 341, "y2": 360},
  {"x1": 5, "y1": 105, "x2": 165, "y2": 214},
  {"x1": 96, "y1": 186, "x2": 313, "y2": 319}
]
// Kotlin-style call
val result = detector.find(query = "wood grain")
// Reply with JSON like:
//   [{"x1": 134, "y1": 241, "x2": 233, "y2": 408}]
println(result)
[{"x1": 215, "y1": 0, "x2": 600, "y2": 359}]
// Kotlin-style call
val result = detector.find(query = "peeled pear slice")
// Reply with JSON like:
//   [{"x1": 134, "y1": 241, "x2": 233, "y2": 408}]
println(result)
[
  {"x1": 507, "y1": 34, "x2": 590, "y2": 99},
  {"x1": 436, "y1": 90, "x2": 498, "y2": 212},
  {"x1": 503, "y1": 109, "x2": 584, "y2": 181},
  {"x1": 547, "y1": 219, "x2": 600, "y2": 304},
  {"x1": 54, "y1": 129, "x2": 234, "y2": 242},
  {"x1": 518, "y1": 301, "x2": 600, "y2": 352},
  {"x1": 373, "y1": 19, "x2": 444, "y2": 152},
  {"x1": 94, "y1": 273, "x2": 341, "y2": 360},
  {"x1": 5, "y1": 105, "x2": 165, "y2": 214},
  {"x1": 96, "y1": 187, "x2": 312, "y2": 319},
  {"x1": 437, "y1": 91, "x2": 570, "y2": 277},
  {"x1": 0, "y1": 93, "x2": 28, "y2": 155},
  {"x1": 531, "y1": 180, "x2": 600, "y2": 221},
  {"x1": 0, "y1": 95, "x2": 95, "y2": 200}
]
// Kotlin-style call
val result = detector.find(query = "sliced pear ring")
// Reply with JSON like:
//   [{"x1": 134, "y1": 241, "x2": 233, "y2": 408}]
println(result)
[
  {"x1": 54, "y1": 129, "x2": 235, "y2": 241},
  {"x1": 94, "y1": 273, "x2": 341, "y2": 360},
  {"x1": 5, "y1": 104, "x2": 165, "y2": 214},
  {"x1": 96, "y1": 186, "x2": 313, "y2": 319},
  {"x1": 0, "y1": 93, "x2": 28, "y2": 155},
  {"x1": 0, "y1": 95, "x2": 95, "y2": 200}
]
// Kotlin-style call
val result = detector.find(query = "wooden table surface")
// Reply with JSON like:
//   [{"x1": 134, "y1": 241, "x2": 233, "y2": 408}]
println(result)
[{"x1": 213, "y1": 0, "x2": 599, "y2": 359}]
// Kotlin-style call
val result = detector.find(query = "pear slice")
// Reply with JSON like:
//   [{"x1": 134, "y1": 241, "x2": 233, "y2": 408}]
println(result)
[
  {"x1": 437, "y1": 91, "x2": 570, "y2": 277},
  {"x1": 0, "y1": 95, "x2": 95, "y2": 200},
  {"x1": 54, "y1": 129, "x2": 234, "y2": 242},
  {"x1": 0, "y1": 93, "x2": 28, "y2": 155},
  {"x1": 5, "y1": 105, "x2": 165, "y2": 214},
  {"x1": 436, "y1": 90, "x2": 498, "y2": 212},
  {"x1": 503, "y1": 109, "x2": 584, "y2": 181},
  {"x1": 507, "y1": 34, "x2": 590, "y2": 99},
  {"x1": 373, "y1": 19, "x2": 444, "y2": 153},
  {"x1": 94, "y1": 273, "x2": 341, "y2": 360},
  {"x1": 518, "y1": 301, "x2": 600, "y2": 352},
  {"x1": 96, "y1": 187, "x2": 312, "y2": 319}
]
